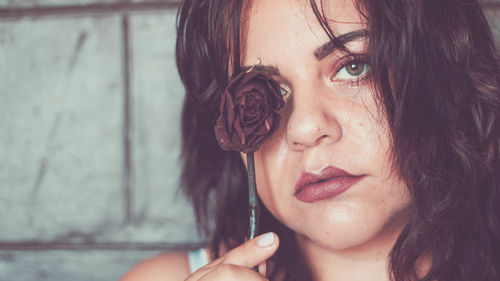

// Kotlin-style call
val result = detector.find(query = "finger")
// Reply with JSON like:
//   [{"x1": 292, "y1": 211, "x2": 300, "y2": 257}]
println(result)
[
  {"x1": 221, "y1": 232, "x2": 279, "y2": 268},
  {"x1": 257, "y1": 261, "x2": 267, "y2": 276},
  {"x1": 185, "y1": 258, "x2": 223, "y2": 281},
  {"x1": 185, "y1": 232, "x2": 278, "y2": 281},
  {"x1": 198, "y1": 263, "x2": 268, "y2": 281}
]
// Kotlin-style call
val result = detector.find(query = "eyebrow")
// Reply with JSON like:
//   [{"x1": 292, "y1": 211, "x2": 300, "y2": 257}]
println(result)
[
  {"x1": 240, "y1": 29, "x2": 369, "y2": 76},
  {"x1": 314, "y1": 29, "x2": 369, "y2": 60}
]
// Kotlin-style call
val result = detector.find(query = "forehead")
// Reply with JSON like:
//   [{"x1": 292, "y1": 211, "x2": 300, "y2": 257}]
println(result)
[{"x1": 241, "y1": 0, "x2": 365, "y2": 64}]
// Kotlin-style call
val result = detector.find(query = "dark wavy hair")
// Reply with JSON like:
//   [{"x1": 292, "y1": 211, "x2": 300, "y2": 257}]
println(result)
[{"x1": 175, "y1": 0, "x2": 500, "y2": 280}]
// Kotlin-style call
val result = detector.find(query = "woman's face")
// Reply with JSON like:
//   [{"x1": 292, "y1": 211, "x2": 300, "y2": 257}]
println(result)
[{"x1": 241, "y1": 0, "x2": 411, "y2": 251}]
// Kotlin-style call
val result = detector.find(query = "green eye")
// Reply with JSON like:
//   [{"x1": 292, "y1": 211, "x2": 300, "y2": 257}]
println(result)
[
  {"x1": 345, "y1": 62, "x2": 366, "y2": 76},
  {"x1": 280, "y1": 87, "x2": 288, "y2": 96},
  {"x1": 335, "y1": 61, "x2": 368, "y2": 79}
]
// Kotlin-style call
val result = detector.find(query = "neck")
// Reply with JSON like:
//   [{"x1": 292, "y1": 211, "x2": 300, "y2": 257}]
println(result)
[{"x1": 294, "y1": 210, "x2": 410, "y2": 281}]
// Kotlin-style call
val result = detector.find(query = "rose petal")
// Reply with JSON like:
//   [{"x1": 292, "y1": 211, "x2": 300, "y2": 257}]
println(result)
[{"x1": 214, "y1": 71, "x2": 284, "y2": 153}]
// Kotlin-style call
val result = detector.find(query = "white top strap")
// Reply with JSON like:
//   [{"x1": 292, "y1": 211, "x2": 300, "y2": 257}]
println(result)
[{"x1": 188, "y1": 248, "x2": 209, "y2": 273}]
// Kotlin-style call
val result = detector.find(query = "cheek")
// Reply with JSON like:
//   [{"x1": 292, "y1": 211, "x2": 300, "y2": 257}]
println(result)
[
  {"x1": 361, "y1": 179, "x2": 410, "y2": 221},
  {"x1": 356, "y1": 178, "x2": 410, "y2": 230},
  {"x1": 304, "y1": 179, "x2": 411, "y2": 250},
  {"x1": 252, "y1": 131, "x2": 293, "y2": 220},
  {"x1": 253, "y1": 149, "x2": 284, "y2": 217}
]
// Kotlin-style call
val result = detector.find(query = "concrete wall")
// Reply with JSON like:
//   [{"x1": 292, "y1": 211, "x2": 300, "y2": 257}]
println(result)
[
  {"x1": 0, "y1": 1, "x2": 499, "y2": 281},
  {"x1": 0, "y1": 2, "x2": 203, "y2": 281}
]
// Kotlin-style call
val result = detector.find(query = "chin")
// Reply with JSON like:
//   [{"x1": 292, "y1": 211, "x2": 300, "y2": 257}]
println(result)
[
  {"x1": 291, "y1": 203, "x2": 410, "y2": 252},
  {"x1": 310, "y1": 225, "x2": 384, "y2": 251},
  {"x1": 300, "y1": 218, "x2": 383, "y2": 251}
]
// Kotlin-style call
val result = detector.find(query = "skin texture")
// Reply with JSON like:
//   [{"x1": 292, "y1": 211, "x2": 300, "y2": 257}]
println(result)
[
  {"x1": 121, "y1": 0, "x2": 413, "y2": 280},
  {"x1": 119, "y1": 233, "x2": 279, "y2": 281},
  {"x1": 240, "y1": 0, "x2": 412, "y2": 279}
]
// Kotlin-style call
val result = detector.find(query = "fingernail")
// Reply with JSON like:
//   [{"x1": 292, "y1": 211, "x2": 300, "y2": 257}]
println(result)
[
  {"x1": 258, "y1": 262, "x2": 266, "y2": 276},
  {"x1": 257, "y1": 232, "x2": 275, "y2": 247}
]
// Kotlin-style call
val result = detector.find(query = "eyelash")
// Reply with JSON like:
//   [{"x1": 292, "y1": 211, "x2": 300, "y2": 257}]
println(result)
[
  {"x1": 274, "y1": 54, "x2": 370, "y2": 97},
  {"x1": 331, "y1": 55, "x2": 370, "y2": 86}
]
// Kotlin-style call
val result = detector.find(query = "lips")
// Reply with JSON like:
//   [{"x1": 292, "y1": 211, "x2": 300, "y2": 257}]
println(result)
[{"x1": 294, "y1": 166, "x2": 365, "y2": 203}]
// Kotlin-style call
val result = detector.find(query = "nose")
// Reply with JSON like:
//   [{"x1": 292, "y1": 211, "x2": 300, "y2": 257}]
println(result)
[{"x1": 285, "y1": 84, "x2": 343, "y2": 151}]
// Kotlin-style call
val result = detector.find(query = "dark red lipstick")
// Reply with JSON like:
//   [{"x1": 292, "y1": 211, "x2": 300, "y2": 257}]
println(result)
[{"x1": 294, "y1": 166, "x2": 365, "y2": 203}]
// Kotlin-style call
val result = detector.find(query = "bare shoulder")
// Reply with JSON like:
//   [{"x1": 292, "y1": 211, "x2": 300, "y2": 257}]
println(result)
[{"x1": 119, "y1": 251, "x2": 191, "y2": 281}]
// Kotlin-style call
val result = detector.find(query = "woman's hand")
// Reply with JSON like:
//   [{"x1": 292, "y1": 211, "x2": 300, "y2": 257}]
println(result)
[{"x1": 185, "y1": 232, "x2": 279, "y2": 281}]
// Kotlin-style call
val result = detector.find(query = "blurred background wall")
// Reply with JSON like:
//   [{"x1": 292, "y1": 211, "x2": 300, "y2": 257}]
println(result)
[
  {"x1": 0, "y1": 1, "x2": 203, "y2": 280},
  {"x1": 0, "y1": 1, "x2": 499, "y2": 281}
]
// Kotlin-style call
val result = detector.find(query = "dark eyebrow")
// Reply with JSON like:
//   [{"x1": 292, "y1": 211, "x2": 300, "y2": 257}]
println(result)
[
  {"x1": 240, "y1": 64, "x2": 280, "y2": 76},
  {"x1": 314, "y1": 29, "x2": 369, "y2": 60},
  {"x1": 240, "y1": 29, "x2": 368, "y2": 76}
]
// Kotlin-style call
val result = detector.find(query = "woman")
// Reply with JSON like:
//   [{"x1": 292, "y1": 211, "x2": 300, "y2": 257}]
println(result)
[{"x1": 121, "y1": 0, "x2": 500, "y2": 280}]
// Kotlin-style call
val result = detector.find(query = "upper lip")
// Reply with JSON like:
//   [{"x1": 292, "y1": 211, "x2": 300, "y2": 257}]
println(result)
[{"x1": 294, "y1": 165, "x2": 360, "y2": 194}]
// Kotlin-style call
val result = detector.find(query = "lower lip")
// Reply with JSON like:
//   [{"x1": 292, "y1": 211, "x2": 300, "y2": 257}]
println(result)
[{"x1": 294, "y1": 176, "x2": 365, "y2": 203}]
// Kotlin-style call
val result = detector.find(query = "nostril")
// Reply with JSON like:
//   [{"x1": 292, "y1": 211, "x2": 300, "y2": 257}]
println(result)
[
  {"x1": 292, "y1": 141, "x2": 307, "y2": 150},
  {"x1": 315, "y1": 134, "x2": 330, "y2": 145},
  {"x1": 286, "y1": 109, "x2": 343, "y2": 149}
]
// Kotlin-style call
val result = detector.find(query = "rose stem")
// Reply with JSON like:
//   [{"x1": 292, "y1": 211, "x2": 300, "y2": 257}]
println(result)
[
  {"x1": 247, "y1": 152, "x2": 260, "y2": 240},
  {"x1": 247, "y1": 152, "x2": 261, "y2": 273}
]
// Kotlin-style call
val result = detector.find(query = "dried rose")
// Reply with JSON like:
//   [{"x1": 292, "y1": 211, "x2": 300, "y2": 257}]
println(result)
[{"x1": 214, "y1": 71, "x2": 285, "y2": 153}]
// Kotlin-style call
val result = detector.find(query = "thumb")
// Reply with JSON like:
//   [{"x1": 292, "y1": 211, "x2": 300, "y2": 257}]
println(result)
[{"x1": 221, "y1": 232, "x2": 279, "y2": 269}]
